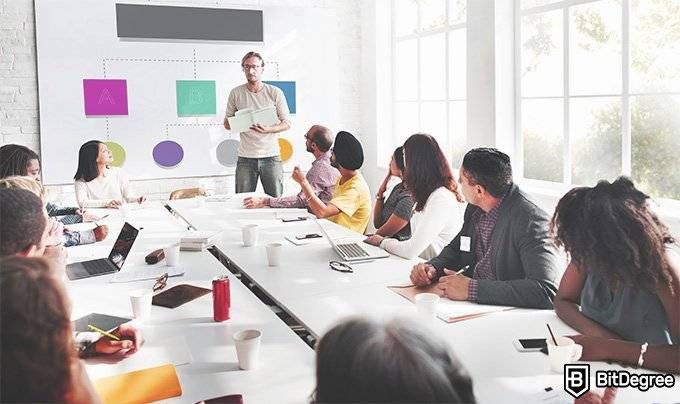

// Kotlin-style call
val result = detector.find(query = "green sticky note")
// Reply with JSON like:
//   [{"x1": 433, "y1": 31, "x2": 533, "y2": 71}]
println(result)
[{"x1": 176, "y1": 80, "x2": 216, "y2": 116}]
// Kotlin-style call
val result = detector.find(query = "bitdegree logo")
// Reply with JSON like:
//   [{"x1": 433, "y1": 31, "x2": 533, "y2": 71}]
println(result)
[
  {"x1": 564, "y1": 364, "x2": 676, "y2": 399},
  {"x1": 595, "y1": 370, "x2": 675, "y2": 392}
]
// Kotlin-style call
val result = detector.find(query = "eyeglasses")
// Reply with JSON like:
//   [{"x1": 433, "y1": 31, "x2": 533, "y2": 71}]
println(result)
[
  {"x1": 242, "y1": 64, "x2": 262, "y2": 71},
  {"x1": 329, "y1": 260, "x2": 353, "y2": 273},
  {"x1": 153, "y1": 273, "x2": 168, "y2": 292}
]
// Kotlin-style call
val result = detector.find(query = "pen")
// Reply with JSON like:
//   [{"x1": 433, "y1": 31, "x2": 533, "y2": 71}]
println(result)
[
  {"x1": 455, "y1": 265, "x2": 470, "y2": 275},
  {"x1": 87, "y1": 324, "x2": 120, "y2": 341}
]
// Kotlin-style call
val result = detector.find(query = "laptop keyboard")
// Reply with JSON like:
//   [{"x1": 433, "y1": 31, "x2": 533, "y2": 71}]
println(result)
[
  {"x1": 337, "y1": 243, "x2": 370, "y2": 259},
  {"x1": 82, "y1": 260, "x2": 116, "y2": 274}
]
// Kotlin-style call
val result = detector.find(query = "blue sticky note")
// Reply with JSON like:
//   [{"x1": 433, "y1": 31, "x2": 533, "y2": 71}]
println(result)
[{"x1": 264, "y1": 81, "x2": 296, "y2": 114}]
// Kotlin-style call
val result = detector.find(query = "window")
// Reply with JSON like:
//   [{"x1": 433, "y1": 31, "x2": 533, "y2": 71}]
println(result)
[
  {"x1": 391, "y1": 0, "x2": 467, "y2": 167},
  {"x1": 517, "y1": 0, "x2": 680, "y2": 201}
]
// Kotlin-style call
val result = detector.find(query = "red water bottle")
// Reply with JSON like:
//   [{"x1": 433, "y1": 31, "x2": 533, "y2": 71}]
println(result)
[{"x1": 212, "y1": 276, "x2": 230, "y2": 322}]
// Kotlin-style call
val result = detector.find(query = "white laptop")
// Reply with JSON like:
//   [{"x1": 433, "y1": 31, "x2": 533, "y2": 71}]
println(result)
[{"x1": 315, "y1": 219, "x2": 390, "y2": 262}]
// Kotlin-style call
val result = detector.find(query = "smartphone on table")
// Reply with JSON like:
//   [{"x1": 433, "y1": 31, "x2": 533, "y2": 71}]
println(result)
[
  {"x1": 295, "y1": 233, "x2": 322, "y2": 240},
  {"x1": 513, "y1": 338, "x2": 547, "y2": 352}
]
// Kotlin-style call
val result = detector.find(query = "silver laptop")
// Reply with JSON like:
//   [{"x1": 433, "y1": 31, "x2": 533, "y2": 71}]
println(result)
[
  {"x1": 66, "y1": 222, "x2": 139, "y2": 280},
  {"x1": 315, "y1": 220, "x2": 390, "y2": 262}
]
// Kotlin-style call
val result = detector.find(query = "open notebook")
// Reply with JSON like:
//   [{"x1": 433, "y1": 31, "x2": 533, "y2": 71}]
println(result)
[{"x1": 388, "y1": 284, "x2": 515, "y2": 323}]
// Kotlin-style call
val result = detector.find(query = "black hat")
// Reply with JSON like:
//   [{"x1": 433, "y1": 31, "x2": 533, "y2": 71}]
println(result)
[{"x1": 332, "y1": 131, "x2": 364, "y2": 170}]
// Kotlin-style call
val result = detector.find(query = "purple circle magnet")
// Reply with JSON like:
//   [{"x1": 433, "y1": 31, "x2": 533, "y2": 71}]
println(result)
[{"x1": 153, "y1": 140, "x2": 184, "y2": 168}]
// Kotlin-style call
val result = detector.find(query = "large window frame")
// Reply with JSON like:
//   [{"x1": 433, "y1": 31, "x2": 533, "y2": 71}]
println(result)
[
  {"x1": 390, "y1": 0, "x2": 467, "y2": 167},
  {"x1": 515, "y1": 0, "x2": 680, "y2": 203}
]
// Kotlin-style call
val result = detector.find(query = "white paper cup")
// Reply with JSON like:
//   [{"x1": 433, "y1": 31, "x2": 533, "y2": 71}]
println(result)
[
  {"x1": 164, "y1": 243, "x2": 181, "y2": 267},
  {"x1": 415, "y1": 292, "x2": 440, "y2": 320},
  {"x1": 129, "y1": 289, "x2": 153, "y2": 320},
  {"x1": 266, "y1": 243, "x2": 282, "y2": 266},
  {"x1": 233, "y1": 329, "x2": 262, "y2": 370},
  {"x1": 547, "y1": 336, "x2": 583, "y2": 373},
  {"x1": 242, "y1": 224, "x2": 259, "y2": 247}
]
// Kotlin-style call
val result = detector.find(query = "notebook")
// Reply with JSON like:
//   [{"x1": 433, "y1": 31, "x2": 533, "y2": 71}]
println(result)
[
  {"x1": 72, "y1": 313, "x2": 131, "y2": 333},
  {"x1": 388, "y1": 284, "x2": 515, "y2": 323},
  {"x1": 93, "y1": 363, "x2": 182, "y2": 404},
  {"x1": 152, "y1": 284, "x2": 212, "y2": 308}
]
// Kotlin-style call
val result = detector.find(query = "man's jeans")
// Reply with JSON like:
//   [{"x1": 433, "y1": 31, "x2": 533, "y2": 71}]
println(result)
[{"x1": 235, "y1": 156, "x2": 283, "y2": 197}]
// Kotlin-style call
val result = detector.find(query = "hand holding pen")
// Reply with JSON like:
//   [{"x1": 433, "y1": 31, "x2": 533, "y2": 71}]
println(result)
[{"x1": 89, "y1": 323, "x2": 144, "y2": 356}]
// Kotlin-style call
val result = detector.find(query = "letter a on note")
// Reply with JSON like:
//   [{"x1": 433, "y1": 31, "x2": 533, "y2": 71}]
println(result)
[{"x1": 83, "y1": 79, "x2": 128, "y2": 116}]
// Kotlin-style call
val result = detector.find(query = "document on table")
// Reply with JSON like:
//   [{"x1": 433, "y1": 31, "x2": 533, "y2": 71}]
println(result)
[
  {"x1": 228, "y1": 106, "x2": 279, "y2": 132},
  {"x1": 388, "y1": 284, "x2": 515, "y2": 323},
  {"x1": 86, "y1": 336, "x2": 192, "y2": 380},
  {"x1": 110, "y1": 264, "x2": 184, "y2": 283}
]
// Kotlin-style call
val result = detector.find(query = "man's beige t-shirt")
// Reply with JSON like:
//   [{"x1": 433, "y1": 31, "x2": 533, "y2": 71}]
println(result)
[{"x1": 225, "y1": 83, "x2": 291, "y2": 158}]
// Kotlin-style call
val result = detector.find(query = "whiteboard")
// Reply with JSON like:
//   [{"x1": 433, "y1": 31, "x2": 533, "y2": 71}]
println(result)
[{"x1": 35, "y1": 0, "x2": 339, "y2": 185}]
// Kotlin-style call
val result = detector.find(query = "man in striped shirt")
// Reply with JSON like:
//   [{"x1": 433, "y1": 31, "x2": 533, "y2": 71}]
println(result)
[{"x1": 243, "y1": 125, "x2": 339, "y2": 210}]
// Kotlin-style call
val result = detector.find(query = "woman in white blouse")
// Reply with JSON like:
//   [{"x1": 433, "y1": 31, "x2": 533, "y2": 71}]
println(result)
[
  {"x1": 364, "y1": 134, "x2": 465, "y2": 260},
  {"x1": 73, "y1": 140, "x2": 145, "y2": 208}
]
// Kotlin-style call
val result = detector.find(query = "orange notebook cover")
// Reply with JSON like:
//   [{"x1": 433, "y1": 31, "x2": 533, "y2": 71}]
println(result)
[{"x1": 93, "y1": 363, "x2": 182, "y2": 404}]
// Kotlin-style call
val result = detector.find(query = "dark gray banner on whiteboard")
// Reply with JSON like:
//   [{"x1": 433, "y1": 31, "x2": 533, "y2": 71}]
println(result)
[{"x1": 115, "y1": 4, "x2": 263, "y2": 42}]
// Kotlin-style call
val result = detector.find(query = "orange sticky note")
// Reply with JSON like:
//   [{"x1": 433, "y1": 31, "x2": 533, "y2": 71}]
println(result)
[{"x1": 93, "y1": 363, "x2": 182, "y2": 404}]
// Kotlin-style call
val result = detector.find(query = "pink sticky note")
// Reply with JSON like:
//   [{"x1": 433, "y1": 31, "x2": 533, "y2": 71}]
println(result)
[{"x1": 83, "y1": 79, "x2": 128, "y2": 116}]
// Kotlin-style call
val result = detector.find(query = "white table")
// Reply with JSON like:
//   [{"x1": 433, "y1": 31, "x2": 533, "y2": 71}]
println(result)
[
  {"x1": 66, "y1": 203, "x2": 315, "y2": 404},
  {"x1": 166, "y1": 197, "x2": 680, "y2": 403}
]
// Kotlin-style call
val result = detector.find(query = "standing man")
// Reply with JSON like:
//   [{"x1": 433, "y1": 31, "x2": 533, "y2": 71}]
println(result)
[
  {"x1": 224, "y1": 51, "x2": 291, "y2": 197},
  {"x1": 243, "y1": 125, "x2": 339, "y2": 209}
]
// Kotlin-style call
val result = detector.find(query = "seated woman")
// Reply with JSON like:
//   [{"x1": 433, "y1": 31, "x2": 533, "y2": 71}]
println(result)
[
  {"x1": 365, "y1": 134, "x2": 465, "y2": 260},
  {"x1": 0, "y1": 144, "x2": 97, "y2": 224},
  {"x1": 552, "y1": 177, "x2": 679, "y2": 373},
  {"x1": 312, "y1": 316, "x2": 476, "y2": 403},
  {"x1": 74, "y1": 140, "x2": 145, "y2": 208},
  {"x1": 0, "y1": 255, "x2": 101, "y2": 403},
  {"x1": 370, "y1": 146, "x2": 414, "y2": 241}
]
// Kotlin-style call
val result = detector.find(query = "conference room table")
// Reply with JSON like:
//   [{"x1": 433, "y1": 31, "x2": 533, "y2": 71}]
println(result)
[
  {"x1": 167, "y1": 195, "x2": 680, "y2": 404},
  {"x1": 64, "y1": 201, "x2": 316, "y2": 403}
]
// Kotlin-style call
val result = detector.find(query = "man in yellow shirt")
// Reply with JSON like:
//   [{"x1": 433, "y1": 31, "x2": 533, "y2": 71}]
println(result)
[{"x1": 292, "y1": 131, "x2": 371, "y2": 233}]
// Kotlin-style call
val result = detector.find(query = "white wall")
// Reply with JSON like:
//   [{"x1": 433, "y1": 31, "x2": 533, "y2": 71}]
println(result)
[{"x1": 1, "y1": 0, "x2": 362, "y2": 204}]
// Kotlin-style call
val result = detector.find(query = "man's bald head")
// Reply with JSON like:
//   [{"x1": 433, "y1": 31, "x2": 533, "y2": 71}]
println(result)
[{"x1": 307, "y1": 125, "x2": 333, "y2": 152}]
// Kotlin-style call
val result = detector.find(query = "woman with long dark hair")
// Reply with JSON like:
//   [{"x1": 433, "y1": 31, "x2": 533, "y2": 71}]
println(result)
[
  {"x1": 369, "y1": 146, "x2": 414, "y2": 241},
  {"x1": 552, "y1": 177, "x2": 679, "y2": 373},
  {"x1": 0, "y1": 256, "x2": 101, "y2": 403},
  {"x1": 73, "y1": 140, "x2": 145, "y2": 208},
  {"x1": 365, "y1": 134, "x2": 465, "y2": 260}
]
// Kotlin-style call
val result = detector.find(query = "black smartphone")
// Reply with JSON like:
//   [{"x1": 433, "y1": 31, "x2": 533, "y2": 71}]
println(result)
[
  {"x1": 295, "y1": 233, "x2": 322, "y2": 240},
  {"x1": 513, "y1": 338, "x2": 548, "y2": 352}
]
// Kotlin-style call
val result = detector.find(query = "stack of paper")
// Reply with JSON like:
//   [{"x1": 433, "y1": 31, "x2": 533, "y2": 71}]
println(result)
[
  {"x1": 180, "y1": 231, "x2": 219, "y2": 251},
  {"x1": 388, "y1": 284, "x2": 516, "y2": 323},
  {"x1": 227, "y1": 106, "x2": 279, "y2": 132}
]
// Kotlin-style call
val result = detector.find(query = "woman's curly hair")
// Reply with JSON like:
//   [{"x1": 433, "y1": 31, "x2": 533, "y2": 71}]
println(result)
[
  {"x1": 550, "y1": 176, "x2": 675, "y2": 292},
  {"x1": 1, "y1": 256, "x2": 76, "y2": 403}
]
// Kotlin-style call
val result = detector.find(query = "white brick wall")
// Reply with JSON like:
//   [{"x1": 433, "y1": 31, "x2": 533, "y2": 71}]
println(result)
[{"x1": 0, "y1": 0, "x2": 362, "y2": 205}]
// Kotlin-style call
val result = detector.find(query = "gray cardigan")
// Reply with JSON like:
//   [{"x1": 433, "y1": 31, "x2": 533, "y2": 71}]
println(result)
[{"x1": 428, "y1": 184, "x2": 561, "y2": 309}]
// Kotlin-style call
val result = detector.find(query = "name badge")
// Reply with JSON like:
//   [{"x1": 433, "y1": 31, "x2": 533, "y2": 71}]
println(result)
[{"x1": 460, "y1": 236, "x2": 471, "y2": 252}]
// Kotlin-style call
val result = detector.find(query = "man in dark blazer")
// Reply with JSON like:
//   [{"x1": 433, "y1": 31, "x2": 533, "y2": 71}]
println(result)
[{"x1": 410, "y1": 148, "x2": 561, "y2": 309}]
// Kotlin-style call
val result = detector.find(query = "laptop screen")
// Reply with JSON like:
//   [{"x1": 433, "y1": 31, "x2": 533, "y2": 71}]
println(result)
[{"x1": 108, "y1": 223, "x2": 139, "y2": 269}]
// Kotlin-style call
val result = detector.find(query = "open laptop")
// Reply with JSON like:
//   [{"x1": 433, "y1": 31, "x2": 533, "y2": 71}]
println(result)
[
  {"x1": 315, "y1": 219, "x2": 389, "y2": 262},
  {"x1": 66, "y1": 222, "x2": 139, "y2": 280}
]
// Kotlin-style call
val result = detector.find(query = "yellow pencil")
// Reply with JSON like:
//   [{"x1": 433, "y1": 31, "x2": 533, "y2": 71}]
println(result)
[{"x1": 87, "y1": 324, "x2": 120, "y2": 341}]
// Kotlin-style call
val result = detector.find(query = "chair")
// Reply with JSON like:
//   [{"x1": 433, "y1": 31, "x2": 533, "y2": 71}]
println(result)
[{"x1": 169, "y1": 187, "x2": 208, "y2": 200}]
